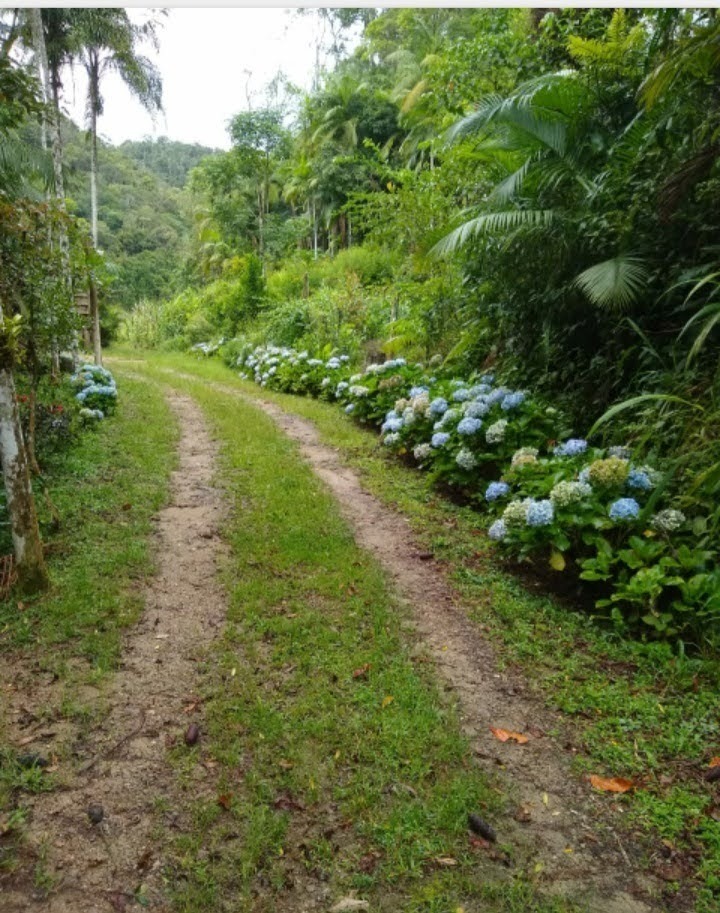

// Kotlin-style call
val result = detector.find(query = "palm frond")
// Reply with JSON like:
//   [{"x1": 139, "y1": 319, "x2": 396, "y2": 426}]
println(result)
[
  {"x1": 573, "y1": 255, "x2": 650, "y2": 311},
  {"x1": 432, "y1": 209, "x2": 556, "y2": 257}
]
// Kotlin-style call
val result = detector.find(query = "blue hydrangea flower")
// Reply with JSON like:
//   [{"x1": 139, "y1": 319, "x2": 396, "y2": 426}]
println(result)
[
  {"x1": 487, "y1": 387, "x2": 509, "y2": 405},
  {"x1": 437, "y1": 408, "x2": 461, "y2": 428},
  {"x1": 465, "y1": 400, "x2": 489, "y2": 419},
  {"x1": 485, "y1": 481, "x2": 510, "y2": 502},
  {"x1": 526, "y1": 499, "x2": 554, "y2": 527},
  {"x1": 383, "y1": 433, "x2": 401, "y2": 446},
  {"x1": 609, "y1": 498, "x2": 640, "y2": 521},
  {"x1": 409, "y1": 386, "x2": 429, "y2": 398},
  {"x1": 452, "y1": 388, "x2": 471, "y2": 402},
  {"x1": 381, "y1": 417, "x2": 404, "y2": 433},
  {"x1": 488, "y1": 519, "x2": 507, "y2": 541},
  {"x1": 554, "y1": 438, "x2": 588, "y2": 457},
  {"x1": 578, "y1": 467, "x2": 591, "y2": 484},
  {"x1": 469, "y1": 384, "x2": 491, "y2": 397},
  {"x1": 480, "y1": 373, "x2": 495, "y2": 385},
  {"x1": 429, "y1": 397, "x2": 448, "y2": 417},
  {"x1": 345, "y1": 403, "x2": 355, "y2": 414},
  {"x1": 627, "y1": 468, "x2": 653, "y2": 491},
  {"x1": 457, "y1": 417, "x2": 483, "y2": 436},
  {"x1": 431, "y1": 432, "x2": 450, "y2": 448},
  {"x1": 501, "y1": 391, "x2": 525, "y2": 411}
]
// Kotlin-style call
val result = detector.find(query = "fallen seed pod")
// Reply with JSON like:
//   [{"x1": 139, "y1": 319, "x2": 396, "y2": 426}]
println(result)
[
  {"x1": 184, "y1": 723, "x2": 200, "y2": 746},
  {"x1": 87, "y1": 804, "x2": 104, "y2": 824},
  {"x1": 17, "y1": 753, "x2": 48, "y2": 769},
  {"x1": 468, "y1": 813, "x2": 497, "y2": 842}
]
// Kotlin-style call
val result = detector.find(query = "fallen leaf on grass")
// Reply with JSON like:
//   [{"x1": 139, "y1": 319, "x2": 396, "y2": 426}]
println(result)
[
  {"x1": 273, "y1": 792, "x2": 305, "y2": 812},
  {"x1": 434, "y1": 855, "x2": 458, "y2": 867},
  {"x1": 358, "y1": 850, "x2": 381, "y2": 874},
  {"x1": 490, "y1": 727, "x2": 529, "y2": 744},
  {"x1": 655, "y1": 862, "x2": 685, "y2": 882},
  {"x1": 217, "y1": 794, "x2": 233, "y2": 811},
  {"x1": 381, "y1": 695, "x2": 394, "y2": 708},
  {"x1": 513, "y1": 804, "x2": 532, "y2": 823},
  {"x1": 278, "y1": 759, "x2": 294, "y2": 770},
  {"x1": 469, "y1": 835, "x2": 490, "y2": 850},
  {"x1": 330, "y1": 899, "x2": 370, "y2": 912},
  {"x1": 589, "y1": 775, "x2": 634, "y2": 793},
  {"x1": 136, "y1": 847, "x2": 153, "y2": 872},
  {"x1": 105, "y1": 892, "x2": 131, "y2": 912},
  {"x1": 352, "y1": 663, "x2": 371, "y2": 680},
  {"x1": 549, "y1": 549, "x2": 566, "y2": 571}
]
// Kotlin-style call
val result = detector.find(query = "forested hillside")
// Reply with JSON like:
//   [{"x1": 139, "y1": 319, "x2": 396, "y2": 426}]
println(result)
[{"x1": 60, "y1": 127, "x2": 199, "y2": 311}]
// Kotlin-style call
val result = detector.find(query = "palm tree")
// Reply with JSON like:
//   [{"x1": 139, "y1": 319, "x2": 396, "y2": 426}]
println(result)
[
  {"x1": 434, "y1": 11, "x2": 652, "y2": 311},
  {"x1": 74, "y1": 9, "x2": 163, "y2": 364}
]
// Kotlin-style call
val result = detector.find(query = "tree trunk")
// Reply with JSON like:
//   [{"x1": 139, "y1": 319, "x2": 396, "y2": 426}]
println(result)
[
  {"x1": 89, "y1": 277, "x2": 102, "y2": 366},
  {"x1": 90, "y1": 109, "x2": 99, "y2": 248},
  {"x1": 312, "y1": 201, "x2": 318, "y2": 260},
  {"x1": 32, "y1": 9, "x2": 76, "y2": 371},
  {"x1": 0, "y1": 354, "x2": 49, "y2": 593},
  {"x1": 29, "y1": 10, "x2": 48, "y2": 151},
  {"x1": 88, "y1": 74, "x2": 103, "y2": 365}
]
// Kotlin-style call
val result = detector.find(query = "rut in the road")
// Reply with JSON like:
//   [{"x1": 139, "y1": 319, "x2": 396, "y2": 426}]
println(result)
[
  {"x1": 2, "y1": 392, "x2": 227, "y2": 913},
  {"x1": 164, "y1": 371, "x2": 663, "y2": 913}
]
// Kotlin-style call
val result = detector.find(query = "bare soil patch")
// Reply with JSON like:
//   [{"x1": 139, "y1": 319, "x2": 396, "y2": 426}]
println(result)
[{"x1": 1, "y1": 392, "x2": 227, "y2": 912}]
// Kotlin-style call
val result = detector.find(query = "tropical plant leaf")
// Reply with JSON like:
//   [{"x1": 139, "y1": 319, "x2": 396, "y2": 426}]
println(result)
[
  {"x1": 432, "y1": 209, "x2": 555, "y2": 256},
  {"x1": 573, "y1": 255, "x2": 650, "y2": 311},
  {"x1": 588, "y1": 393, "x2": 703, "y2": 437}
]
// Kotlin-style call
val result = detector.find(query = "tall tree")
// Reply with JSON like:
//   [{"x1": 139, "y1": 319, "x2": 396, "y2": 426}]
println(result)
[{"x1": 74, "y1": 9, "x2": 163, "y2": 364}]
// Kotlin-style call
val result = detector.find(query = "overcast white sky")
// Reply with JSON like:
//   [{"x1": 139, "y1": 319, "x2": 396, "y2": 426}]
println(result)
[{"x1": 62, "y1": 8, "x2": 356, "y2": 150}]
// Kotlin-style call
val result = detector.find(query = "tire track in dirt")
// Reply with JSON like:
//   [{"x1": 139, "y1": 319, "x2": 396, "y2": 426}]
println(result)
[
  {"x1": 156, "y1": 370, "x2": 665, "y2": 913},
  {"x1": 2, "y1": 391, "x2": 227, "y2": 912}
]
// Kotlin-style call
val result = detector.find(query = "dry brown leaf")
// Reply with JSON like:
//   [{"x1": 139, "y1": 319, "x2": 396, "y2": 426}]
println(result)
[
  {"x1": 278, "y1": 759, "x2": 294, "y2": 769},
  {"x1": 489, "y1": 727, "x2": 529, "y2": 744},
  {"x1": 330, "y1": 899, "x2": 369, "y2": 912},
  {"x1": 708, "y1": 756, "x2": 720, "y2": 767},
  {"x1": 589, "y1": 774, "x2": 634, "y2": 793},
  {"x1": 217, "y1": 794, "x2": 233, "y2": 811},
  {"x1": 434, "y1": 855, "x2": 458, "y2": 867},
  {"x1": 352, "y1": 663, "x2": 371, "y2": 680},
  {"x1": 381, "y1": 695, "x2": 394, "y2": 709}
]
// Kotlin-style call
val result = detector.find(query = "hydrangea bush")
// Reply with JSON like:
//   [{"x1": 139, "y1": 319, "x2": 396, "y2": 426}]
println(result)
[
  {"x1": 71, "y1": 364, "x2": 118, "y2": 417},
  {"x1": 223, "y1": 342, "x2": 715, "y2": 643}
]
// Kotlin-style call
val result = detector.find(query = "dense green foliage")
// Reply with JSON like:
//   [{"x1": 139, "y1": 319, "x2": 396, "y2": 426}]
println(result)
[
  {"x1": 59, "y1": 125, "x2": 192, "y2": 313},
  {"x1": 122, "y1": 8, "x2": 720, "y2": 649}
]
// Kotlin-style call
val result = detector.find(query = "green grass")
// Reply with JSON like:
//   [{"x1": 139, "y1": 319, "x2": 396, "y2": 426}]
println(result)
[
  {"x1": 119, "y1": 361, "x2": 577, "y2": 913},
  {"x1": 128, "y1": 350, "x2": 720, "y2": 913},
  {"x1": 0, "y1": 372, "x2": 178, "y2": 877}
]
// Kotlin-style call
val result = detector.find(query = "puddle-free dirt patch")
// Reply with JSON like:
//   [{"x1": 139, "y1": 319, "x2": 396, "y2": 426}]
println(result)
[{"x1": 1, "y1": 392, "x2": 227, "y2": 912}]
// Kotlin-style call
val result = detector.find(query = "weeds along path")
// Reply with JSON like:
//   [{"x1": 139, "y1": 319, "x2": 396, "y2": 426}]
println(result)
[
  {"x1": 3, "y1": 391, "x2": 227, "y2": 912},
  {"x1": 152, "y1": 368, "x2": 662, "y2": 913}
]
